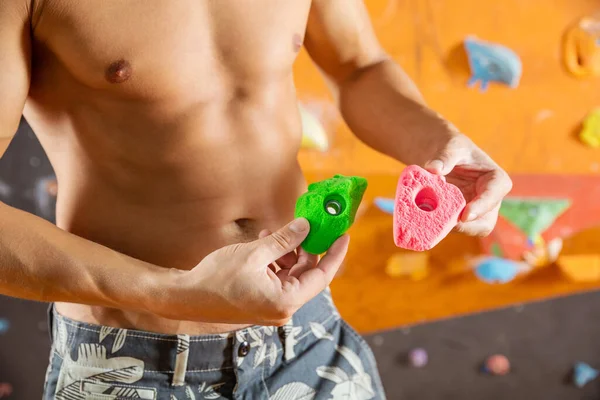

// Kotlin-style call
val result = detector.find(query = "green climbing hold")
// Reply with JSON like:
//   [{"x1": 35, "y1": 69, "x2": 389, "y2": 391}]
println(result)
[
  {"x1": 295, "y1": 175, "x2": 368, "y2": 254},
  {"x1": 499, "y1": 197, "x2": 571, "y2": 238}
]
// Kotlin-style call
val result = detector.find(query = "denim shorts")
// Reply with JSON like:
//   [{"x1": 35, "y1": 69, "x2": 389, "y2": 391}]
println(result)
[{"x1": 43, "y1": 289, "x2": 386, "y2": 399}]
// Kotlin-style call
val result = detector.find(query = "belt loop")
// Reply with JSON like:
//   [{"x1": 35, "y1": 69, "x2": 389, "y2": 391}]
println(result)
[
  {"x1": 46, "y1": 303, "x2": 55, "y2": 343},
  {"x1": 172, "y1": 334, "x2": 190, "y2": 386},
  {"x1": 279, "y1": 318, "x2": 298, "y2": 362},
  {"x1": 51, "y1": 306, "x2": 70, "y2": 358}
]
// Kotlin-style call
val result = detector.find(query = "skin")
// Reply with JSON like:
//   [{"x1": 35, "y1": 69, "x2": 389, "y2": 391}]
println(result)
[{"x1": 0, "y1": 0, "x2": 511, "y2": 334}]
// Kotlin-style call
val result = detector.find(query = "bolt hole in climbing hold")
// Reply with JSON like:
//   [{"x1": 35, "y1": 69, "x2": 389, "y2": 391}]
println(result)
[
  {"x1": 415, "y1": 187, "x2": 438, "y2": 212},
  {"x1": 324, "y1": 195, "x2": 346, "y2": 216}
]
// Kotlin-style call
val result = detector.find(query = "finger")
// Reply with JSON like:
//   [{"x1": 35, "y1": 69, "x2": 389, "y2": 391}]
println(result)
[
  {"x1": 424, "y1": 144, "x2": 468, "y2": 176},
  {"x1": 259, "y1": 228, "x2": 298, "y2": 269},
  {"x1": 461, "y1": 170, "x2": 512, "y2": 222},
  {"x1": 275, "y1": 250, "x2": 299, "y2": 270},
  {"x1": 275, "y1": 248, "x2": 320, "y2": 281},
  {"x1": 267, "y1": 263, "x2": 278, "y2": 276},
  {"x1": 259, "y1": 230, "x2": 280, "y2": 272},
  {"x1": 252, "y1": 218, "x2": 310, "y2": 264},
  {"x1": 455, "y1": 206, "x2": 499, "y2": 237},
  {"x1": 287, "y1": 249, "x2": 320, "y2": 279},
  {"x1": 279, "y1": 235, "x2": 350, "y2": 305},
  {"x1": 296, "y1": 247, "x2": 319, "y2": 269}
]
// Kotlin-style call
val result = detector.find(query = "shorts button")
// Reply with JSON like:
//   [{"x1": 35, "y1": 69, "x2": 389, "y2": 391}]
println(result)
[{"x1": 238, "y1": 341, "x2": 250, "y2": 357}]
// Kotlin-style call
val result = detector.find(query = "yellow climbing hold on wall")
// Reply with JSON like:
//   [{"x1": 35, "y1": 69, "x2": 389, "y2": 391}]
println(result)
[
  {"x1": 558, "y1": 254, "x2": 600, "y2": 282},
  {"x1": 579, "y1": 108, "x2": 600, "y2": 148},
  {"x1": 563, "y1": 16, "x2": 600, "y2": 78},
  {"x1": 385, "y1": 252, "x2": 430, "y2": 280},
  {"x1": 299, "y1": 103, "x2": 330, "y2": 152}
]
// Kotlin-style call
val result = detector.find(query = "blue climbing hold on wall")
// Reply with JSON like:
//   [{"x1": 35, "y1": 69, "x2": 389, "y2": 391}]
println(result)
[
  {"x1": 474, "y1": 257, "x2": 520, "y2": 284},
  {"x1": 464, "y1": 36, "x2": 522, "y2": 92},
  {"x1": 374, "y1": 197, "x2": 395, "y2": 215},
  {"x1": 0, "y1": 318, "x2": 9, "y2": 334},
  {"x1": 573, "y1": 362, "x2": 599, "y2": 388}
]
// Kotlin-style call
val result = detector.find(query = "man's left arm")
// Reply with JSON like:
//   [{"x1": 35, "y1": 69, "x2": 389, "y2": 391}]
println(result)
[{"x1": 305, "y1": 0, "x2": 512, "y2": 236}]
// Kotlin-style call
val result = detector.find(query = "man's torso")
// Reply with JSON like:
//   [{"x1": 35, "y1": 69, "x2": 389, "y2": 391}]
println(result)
[{"x1": 24, "y1": 0, "x2": 313, "y2": 334}]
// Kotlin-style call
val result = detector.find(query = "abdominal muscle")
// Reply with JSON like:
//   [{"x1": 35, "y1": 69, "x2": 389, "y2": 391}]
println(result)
[{"x1": 39, "y1": 98, "x2": 308, "y2": 335}]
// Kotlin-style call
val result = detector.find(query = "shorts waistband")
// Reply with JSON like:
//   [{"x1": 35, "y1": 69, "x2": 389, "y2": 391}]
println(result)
[{"x1": 48, "y1": 288, "x2": 340, "y2": 375}]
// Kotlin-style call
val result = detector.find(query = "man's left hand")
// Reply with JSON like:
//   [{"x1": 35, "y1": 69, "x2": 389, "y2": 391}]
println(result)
[{"x1": 421, "y1": 132, "x2": 513, "y2": 237}]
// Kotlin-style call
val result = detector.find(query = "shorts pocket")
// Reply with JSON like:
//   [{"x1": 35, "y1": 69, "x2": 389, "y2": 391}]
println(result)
[
  {"x1": 339, "y1": 320, "x2": 387, "y2": 399},
  {"x1": 43, "y1": 351, "x2": 64, "y2": 400},
  {"x1": 80, "y1": 379, "x2": 157, "y2": 400}
]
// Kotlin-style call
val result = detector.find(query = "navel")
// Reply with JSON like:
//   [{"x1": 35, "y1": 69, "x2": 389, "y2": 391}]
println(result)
[
  {"x1": 233, "y1": 218, "x2": 259, "y2": 241},
  {"x1": 292, "y1": 33, "x2": 303, "y2": 52},
  {"x1": 105, "y1": 59, "x2": 132, "y2": 84}
]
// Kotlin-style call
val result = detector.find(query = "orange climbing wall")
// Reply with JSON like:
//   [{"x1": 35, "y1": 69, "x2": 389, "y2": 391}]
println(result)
[{"x1": 294, "y1": 0, "x2": 600, "y2": 333}]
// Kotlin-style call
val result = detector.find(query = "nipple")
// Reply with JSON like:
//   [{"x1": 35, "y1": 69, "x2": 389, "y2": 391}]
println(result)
[{"x1": 106, "y1": 59, "x2": 132, "y2": 84}]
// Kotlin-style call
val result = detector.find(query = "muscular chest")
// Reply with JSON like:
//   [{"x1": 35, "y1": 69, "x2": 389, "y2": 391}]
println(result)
[{"x1": 32, "y1": 0, "x2": 311, "y2": 99}]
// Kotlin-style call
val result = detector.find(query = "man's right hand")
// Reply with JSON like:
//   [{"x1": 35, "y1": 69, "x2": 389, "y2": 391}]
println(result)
[{"x1": 156, "y1": 218, "x2": 349, "y2": 326}]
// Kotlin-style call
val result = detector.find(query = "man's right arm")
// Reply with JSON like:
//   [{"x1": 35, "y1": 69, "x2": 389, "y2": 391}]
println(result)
[{"x1": 0, "y1": 1, "x2": 166, "y2": 312}]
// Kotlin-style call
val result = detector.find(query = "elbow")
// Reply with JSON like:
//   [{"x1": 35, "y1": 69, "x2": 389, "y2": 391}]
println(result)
[
  {"x1": 333, "y1": 54, "x2": 393, "y2": 107},
  {"x1": 338, "y1": 52, "x2": 392, "y2": 87}
]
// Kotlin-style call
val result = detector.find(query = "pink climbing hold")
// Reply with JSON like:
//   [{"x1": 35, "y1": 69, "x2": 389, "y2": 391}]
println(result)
[
  {"x1": 484, "y1": 354, "x2": 510, "y2": 376},
  {"x1": 0, "y1": 382, "x2": 12, "y2": 398},
  {"x1": 393, "y1": 165, "x2": 466, "y2": 251}
]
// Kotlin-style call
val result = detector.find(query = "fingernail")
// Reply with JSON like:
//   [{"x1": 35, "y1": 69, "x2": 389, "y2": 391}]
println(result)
[
  {"x1": 427, "y1": 160, "x2": 444, "y2": 173},
  {"x1": 290, "y1": 218, "x2": 308, "y2": 233},
  {"x1": 464, "y1": 213, "x2": 477, "y2": 222}
]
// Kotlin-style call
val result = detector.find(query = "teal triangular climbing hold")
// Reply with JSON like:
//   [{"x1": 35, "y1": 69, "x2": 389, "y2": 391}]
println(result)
[{"x1": 499, "y1": 197, "x2": 571, "y2": 238}]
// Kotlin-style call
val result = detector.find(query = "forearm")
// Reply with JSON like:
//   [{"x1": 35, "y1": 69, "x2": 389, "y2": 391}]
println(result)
[
  {"x1": 0, "y1": 202, "x2": 166, "y2": 312},
  {"x1": 337, "y1": 58, "x2": 456, "y2": 165}
]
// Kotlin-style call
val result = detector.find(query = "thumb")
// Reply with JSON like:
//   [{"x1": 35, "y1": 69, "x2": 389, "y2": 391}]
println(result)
[
  {"x1": 252, "y1": 218, "x2": 310, "y2": 264},
  {"x1": 425, "y1": 148, "x2": 464, "y2": 176}
]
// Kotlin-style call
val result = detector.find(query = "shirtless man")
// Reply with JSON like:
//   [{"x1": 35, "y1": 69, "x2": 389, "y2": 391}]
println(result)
[{"x1": 0, "y1": 0, "x2": 512, "y2": 398}]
